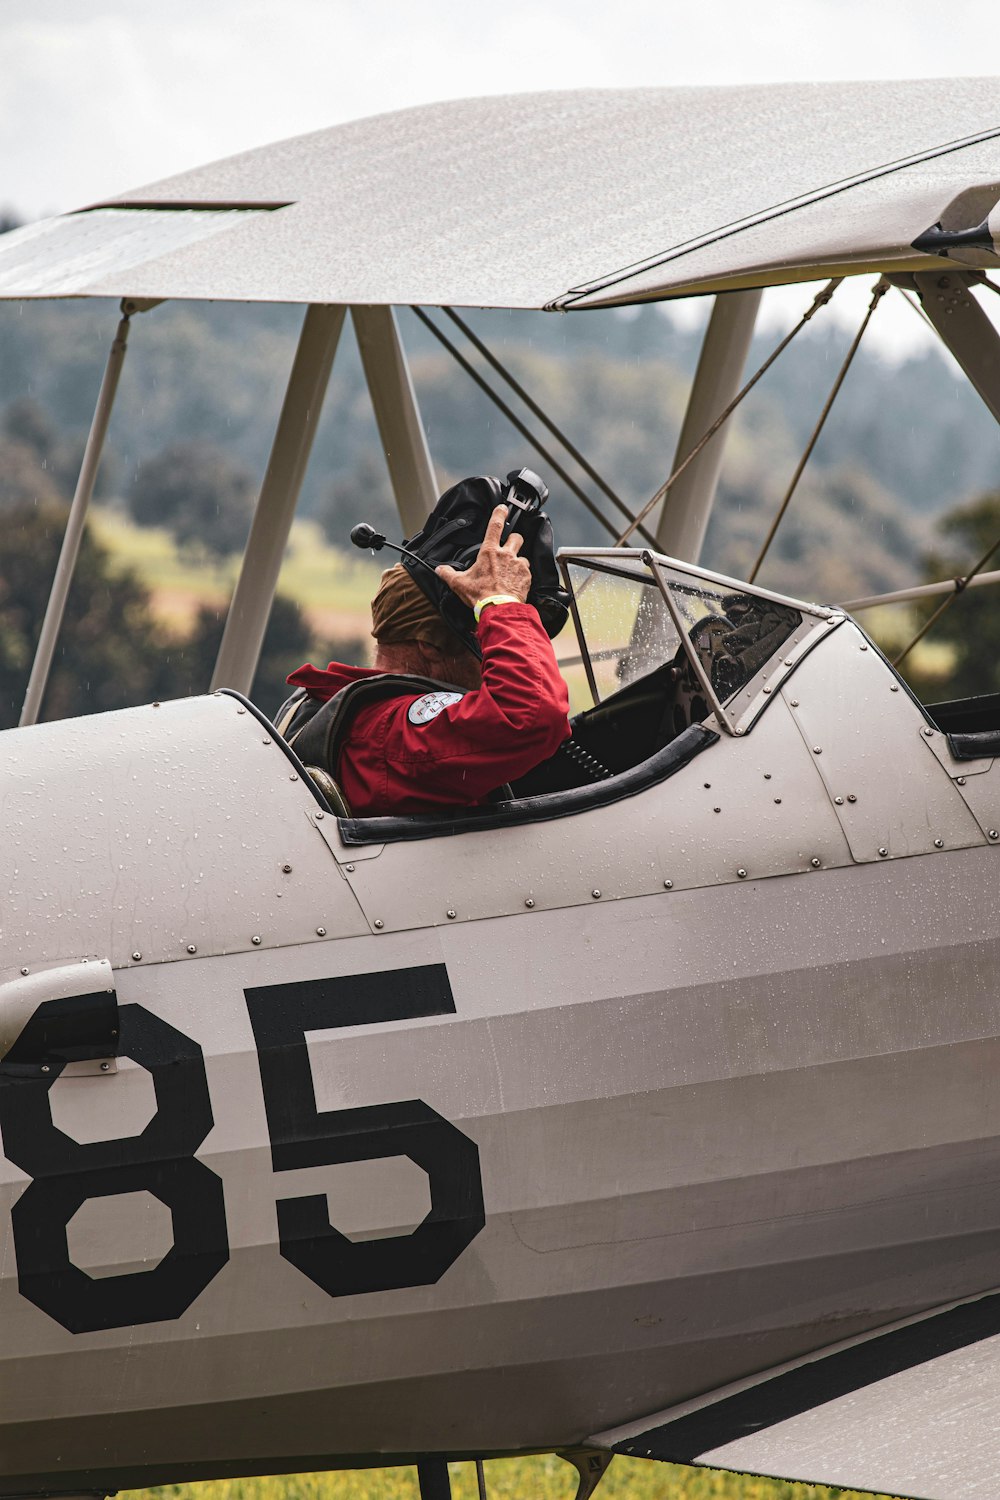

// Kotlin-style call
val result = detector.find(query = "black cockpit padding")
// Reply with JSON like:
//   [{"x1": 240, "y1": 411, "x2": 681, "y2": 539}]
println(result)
[
  {"x1": 923, "y1": 691, "x2": 1000, "y2": 758},
  {"x1": 337, "y1": 723, "x2": 718, "y2": 845},
  {"x1": 947, "y1": 730, "x2": 1000, "y2": 760},
  {"x1": 926, "y1": 692, "x2": 1000, "y2": 735},
  {"x1": 569, "y1": 657, "x2": 688, "y2": 771},
  {"x1": 510, "y1": 655, "x2": 698, "y2": 798}
]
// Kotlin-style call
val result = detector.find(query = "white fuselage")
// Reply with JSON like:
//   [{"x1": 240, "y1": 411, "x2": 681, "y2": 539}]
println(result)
[{"x1": 2, "y1": 623, "x2": 1000, "y2": 1490}]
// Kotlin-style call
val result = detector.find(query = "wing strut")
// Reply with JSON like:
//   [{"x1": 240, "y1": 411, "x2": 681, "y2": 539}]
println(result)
[
  {"x1": 416, "y1": 1460, "x2": 452, "y2": 1500},
  {"x1": 19, "y1": 297, "x2": 158, "y2": 727},
  {"x1": 909, "y1": 268, "x2": 1000, "y2": 426},
  {"x1": 353, "y1": 304, "x2": 439, "y2": 536},
  {"x1": 557, "y1": 1445, "x2": 614, "y2": 1499},
  {"x1": 414, "y1": 1452, "x2": 612, "y2": 1500},
  {"x1": 655, "y1": 288, "x2": 762, "y2": 562},
  {"x1": 210, "y1": 303, "x2": 345, "y2": 696},
  {"x1": 867, "y1": 271, "x2": 1000, "y2": 665}
]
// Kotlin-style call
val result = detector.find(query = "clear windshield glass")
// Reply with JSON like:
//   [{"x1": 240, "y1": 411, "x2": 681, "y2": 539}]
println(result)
[
  {"x1": 567, "y1": 563, "x2": 680, "y2": 702},
  {"x1": 566, "y1": 558, "x2": 806, "y2": 717},
  {"x1": 655, "y1": 566, "x2": 803, "y2": 704}
]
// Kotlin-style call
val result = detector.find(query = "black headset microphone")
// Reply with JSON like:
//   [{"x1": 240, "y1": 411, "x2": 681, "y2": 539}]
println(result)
[
  {"x1": 348, "y1": 524, "x2": 443, "y2": 581},
  {"x1": 351, "y1": 468, "x2": 549, "y2": 574}
]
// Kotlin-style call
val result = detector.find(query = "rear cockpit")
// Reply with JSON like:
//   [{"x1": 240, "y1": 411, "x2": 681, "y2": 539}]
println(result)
[{"x1": 315, "y1": 551, "x2": 846, "y2": 842}]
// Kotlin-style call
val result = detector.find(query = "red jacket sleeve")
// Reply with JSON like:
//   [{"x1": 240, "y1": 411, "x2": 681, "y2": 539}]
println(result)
[{"x1": 338, "y1": 602, "x2": 570, "y2": 816}]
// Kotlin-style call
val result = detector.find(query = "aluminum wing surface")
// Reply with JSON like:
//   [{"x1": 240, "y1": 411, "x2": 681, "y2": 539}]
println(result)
[
  {"x1": 0, "y1": 79, "x2": 999, "y2": 308},
  {"x1": 592, "y1": 1287, "x2": 1000, "y2": 1499}
]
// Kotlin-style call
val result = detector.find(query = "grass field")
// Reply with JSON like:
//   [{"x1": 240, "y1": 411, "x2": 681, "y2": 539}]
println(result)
[
  {"x1": 89, "y1": 509, "x2": 383, "y2": 638},
  {"x1": 126, "y1": 1454, "x2": 901, "y2": 1500}
]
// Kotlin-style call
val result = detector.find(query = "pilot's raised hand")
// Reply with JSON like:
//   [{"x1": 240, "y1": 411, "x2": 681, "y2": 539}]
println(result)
[{"x1": 436, "y1": 504, "x2": 531, "y2": 609}]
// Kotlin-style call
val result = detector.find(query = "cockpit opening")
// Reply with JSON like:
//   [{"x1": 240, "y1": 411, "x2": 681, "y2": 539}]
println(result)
[{"x1": 292, "y1": 550, "x2": 841, "y2": 844}]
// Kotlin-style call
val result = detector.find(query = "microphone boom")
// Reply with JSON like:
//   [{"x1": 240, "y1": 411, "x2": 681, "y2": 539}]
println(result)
[{"x1": 350, "y1": 522, "x2": 442, "y2": 580}]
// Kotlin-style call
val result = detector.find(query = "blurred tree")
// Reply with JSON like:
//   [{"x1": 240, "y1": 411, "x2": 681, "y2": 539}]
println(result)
[
  {"x1": 3, "y1": 292, "x2": 990, "y2": 613},
  {"x1": 317, "y1": 451, "x2": 397, "y2": 547},
  {"x1": 165, "y1": 593, "x2": 366, "y2": 714},
  {"x1": 0, "y1": 500, "x2": 364, "y2": 726},
  {"x1": 0, "y1": 437, "x2": 65, "y2": 511},
  {"x1": 0, "y1": 396, "x2": 119, "y2": 505},
  {"x1": 903, "y1": 489, "x2": 1000, "y2": 700},
  {"x1": 2, "y1": 291, "x2": 999, "y2": 536},
  {"x1": 0, "y1": 501, "x2": 169, "y2": 726},
  {"x1": 3, "y1": 396, "x2": 57, "y2": 462},
  {"x1": 0, "y1": 396, "x2": 64, "y2": 512},
  {"x1": 130, "y1": 440, "x2": 255, "y2": 560},
  {"x1": 710, "y1": 462, "x2": 925, "y2": 605}
]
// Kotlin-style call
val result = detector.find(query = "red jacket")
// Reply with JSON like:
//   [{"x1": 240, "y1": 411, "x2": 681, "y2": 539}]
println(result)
[{"x1": 286, "y1": 602, "x2": 570, "y2": 817}]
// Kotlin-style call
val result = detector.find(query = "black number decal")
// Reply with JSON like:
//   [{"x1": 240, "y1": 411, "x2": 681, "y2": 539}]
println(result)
[
  {"x1": 246, "y1": 965, "x2": 485, "y2": 1297},
  {"x1": 0, "y1": 1003, "x2": 229, "y2": 1334}
]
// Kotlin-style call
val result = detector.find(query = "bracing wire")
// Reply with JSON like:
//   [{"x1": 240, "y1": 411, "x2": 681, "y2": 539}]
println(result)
[
  {"x1": 610, "y1": 278, "x2": 843, "y2": 549},
  {"x1": 749, "y1": 277, "x2": 889, "y2": 584},
  {"x1": 442, "y1": 307, "x2": 642, "y2": 537},
  {"x1": 868, "y1": 273, "x2": 1000, "y2": 665},
  {"x1": 411, "y1": 307, "x2": 658, "y2": 546},
  {"x1": 895, "y1": 283, "x2": 938, "y2": 333},
  {"x1": 893, "y1": 530, "x2": 1000, "y2": 667}
]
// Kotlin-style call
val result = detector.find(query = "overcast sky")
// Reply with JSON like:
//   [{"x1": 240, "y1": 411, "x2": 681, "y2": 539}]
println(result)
[
  {"x1": 6, "y1": 0, "x2": 1000, "y2": 219},
  {"x1": 3, "y1": 0, "x2": 999, "y2": 355}
]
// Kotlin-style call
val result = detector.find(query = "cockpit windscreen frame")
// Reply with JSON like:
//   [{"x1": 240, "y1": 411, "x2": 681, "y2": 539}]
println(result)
[{"x1": 557, "y1": 547, "x2": 844, "y2": 738}]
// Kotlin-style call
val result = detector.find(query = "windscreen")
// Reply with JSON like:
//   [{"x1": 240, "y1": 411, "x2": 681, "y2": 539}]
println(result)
[
  {"x1": 567, "y1": 564, "x2": 679, "y2": 702},
  {"x1": 656, "y1": 568, "x2": 803, "y2": 704},
  {"x1": 567, "y1": 559, "x2": 805, "y2": 714}
]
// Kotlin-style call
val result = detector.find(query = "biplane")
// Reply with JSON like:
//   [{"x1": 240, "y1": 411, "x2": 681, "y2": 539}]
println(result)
[{"x1": 2, "y1": 78, "x2": 1000, "y2": 1500}]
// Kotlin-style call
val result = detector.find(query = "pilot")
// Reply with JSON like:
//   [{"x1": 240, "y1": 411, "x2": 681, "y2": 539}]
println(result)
[{"x1": 284, "y1": 504, "x2": 571, "y2": 817}]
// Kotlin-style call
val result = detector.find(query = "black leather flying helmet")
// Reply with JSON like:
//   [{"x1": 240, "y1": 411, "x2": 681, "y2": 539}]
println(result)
[{"x1": 352, "y1": 468, "x2": 570, "y2": 658}]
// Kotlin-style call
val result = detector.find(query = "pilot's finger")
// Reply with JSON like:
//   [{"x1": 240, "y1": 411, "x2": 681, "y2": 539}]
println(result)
[
  {"x1": 482, "y1": 505, "x2": 507, "y2": 549},
  {"x1": 436, "y1": 563, "x2": 458, "y2": 584},
  {"x1": 503, "y1": 530, "x2": 525, "y2": 555}
]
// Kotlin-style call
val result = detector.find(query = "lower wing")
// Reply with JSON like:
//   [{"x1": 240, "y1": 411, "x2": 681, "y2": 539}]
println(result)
[{"x1": 590, "y1": 1286, "x2": 1000, "y2": 1499}]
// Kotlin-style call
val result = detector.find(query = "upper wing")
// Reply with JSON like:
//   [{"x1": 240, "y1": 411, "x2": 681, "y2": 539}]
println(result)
[{"x1": 0, "y1": 79, "x2": 999, "y2": 308}]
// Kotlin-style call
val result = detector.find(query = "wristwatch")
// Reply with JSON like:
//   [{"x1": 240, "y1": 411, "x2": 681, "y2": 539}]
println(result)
[{"x1": 473, "y1": 593, "x2": 522, "y2": 623}]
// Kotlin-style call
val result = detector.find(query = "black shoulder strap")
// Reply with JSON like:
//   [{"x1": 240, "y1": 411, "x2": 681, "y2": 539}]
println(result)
[{"x1": 281, "y1": 674, "x2": 465, "y2": 775}]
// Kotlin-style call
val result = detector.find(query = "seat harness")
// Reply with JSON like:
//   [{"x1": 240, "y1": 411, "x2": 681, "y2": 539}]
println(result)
[{"x1": 275, "y1": 674, "x2": 467, "y2": 780}]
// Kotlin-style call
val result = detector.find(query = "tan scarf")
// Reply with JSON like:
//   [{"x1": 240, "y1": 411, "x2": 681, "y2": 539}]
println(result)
[{"x1": 370, "y1": 564, "x2": 460, "y2": 655}]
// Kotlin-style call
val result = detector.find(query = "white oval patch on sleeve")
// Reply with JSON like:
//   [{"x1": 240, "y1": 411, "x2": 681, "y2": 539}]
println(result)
[{"x1": 407, "y1": 690, "x2": 464, "y2": 725}]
